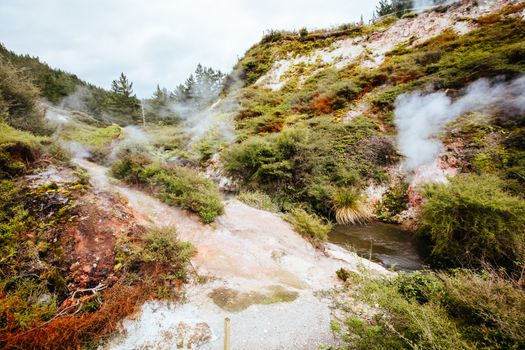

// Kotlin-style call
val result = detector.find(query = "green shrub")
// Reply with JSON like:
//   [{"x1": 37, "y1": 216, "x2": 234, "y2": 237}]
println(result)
[
  {"x1": 140, "y1": 227, "x2": 196, "y2": 280},
  {"x1": 285, "y1": 208, "x2": 331, "y2": 243},
  {"x1": 0, "y1": 58, "x2": 49, "y2": 134},
  {"x1": 420, "y1": 174, "x2": 525, "y2": 273},
  {"x1": 438, "y1": 270, "x2": 525, "y2": 348},
  {"x1": 336, "y1": 269, "x2": 525, "y2": 349},
  {"x1": 376, "y1": 181, "x2": 409, "y2": 222},
  {"x1": 223, "y1": 118, "x2": 384, "y2": 218},
  {"x1": 111, "y1": 156, "x2": 224, "y2": 223},
  {"x1": 341, "y1": 272, "x2": 470, "y2": 350},
  {"x1": 237, "y1": 191, "x2": 279, "y2": 212}
]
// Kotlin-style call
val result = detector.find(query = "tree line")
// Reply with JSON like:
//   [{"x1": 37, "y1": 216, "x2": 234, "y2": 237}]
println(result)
[{"x1": 109, "y1": 64, "x2": 224, "y2": 124}]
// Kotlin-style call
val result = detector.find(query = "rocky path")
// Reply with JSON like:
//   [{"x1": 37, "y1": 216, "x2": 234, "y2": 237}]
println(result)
[{"x1": 74, "y1": 158, "x2": 389, "y2": 349}]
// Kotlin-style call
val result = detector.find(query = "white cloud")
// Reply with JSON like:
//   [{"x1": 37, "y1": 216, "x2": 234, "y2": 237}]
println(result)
[{"x1": 0, "y1": 0, "x2": 377, "y2": 97}]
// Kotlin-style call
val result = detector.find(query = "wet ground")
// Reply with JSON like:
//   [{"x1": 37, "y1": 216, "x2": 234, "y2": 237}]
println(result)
[{"x1": 329, "y1": 222, "x2": 428, "y2": 271}]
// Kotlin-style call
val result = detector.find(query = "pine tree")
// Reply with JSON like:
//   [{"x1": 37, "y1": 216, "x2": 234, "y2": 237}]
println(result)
[
  {"x1": 111, "y1": 72, "x2": 134, "y2": 98},
  {"x1": 392, "y1": 0, "x2": 413, "y2": 17},
  {"x1": 375, "y1": 0, "x2": 413, "y2": 18},
  {"x1": 150, "y1": 84, "x2": 169, "y2": 109},
  {"x1": 376, "y1": 0, "x2": 393, "y2": 17},
  {"x1": 108, "y1": 72, "x2": 140, "y2": 118}
]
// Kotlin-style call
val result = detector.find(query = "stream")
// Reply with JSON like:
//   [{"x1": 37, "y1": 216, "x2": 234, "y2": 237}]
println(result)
[{"x1": 329, "y1": 222, "x2": 428, "y2": 271}]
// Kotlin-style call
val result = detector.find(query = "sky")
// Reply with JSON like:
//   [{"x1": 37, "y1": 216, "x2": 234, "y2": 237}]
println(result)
[{"x1": 0, "y1": 0, "x2": 377, "y2": 98}]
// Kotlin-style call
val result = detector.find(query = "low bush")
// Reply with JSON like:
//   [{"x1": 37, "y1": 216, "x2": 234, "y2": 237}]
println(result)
[
  {"x1": 376, "y1": 181, "x2": 409, "y2": 222},
  {"x1": 139, "y1": 227, "x2": 196, "y2": 280},
  {"x1": 419, "y1": 174, "x2": 525, "y2": 274},
  {"x1": 285, "y1": 208, "x2": 332, "y2": 243},
  {"x1": 438, "y1": 270, "x2": 525, "y2": 348},
  {"x1": 111, "y1": 156, "x2": 224, "y2": 223}
]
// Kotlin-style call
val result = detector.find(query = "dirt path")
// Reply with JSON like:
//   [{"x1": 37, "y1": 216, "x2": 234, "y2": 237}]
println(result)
[{"x1": 74, "y1": 158, "x2": 389, "y2": 349}]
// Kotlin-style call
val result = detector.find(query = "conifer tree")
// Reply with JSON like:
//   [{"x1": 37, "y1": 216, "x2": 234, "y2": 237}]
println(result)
[{"x1": 109, "y1": 72, "x2": 140, "y2": 118}]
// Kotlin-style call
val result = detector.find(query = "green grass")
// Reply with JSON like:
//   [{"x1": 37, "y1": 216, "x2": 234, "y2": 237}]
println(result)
[
  {"x1": 0, "y1": 123, "x2": 46, "y2": 177},
  {"x1": 237, "y1": 190, "x2": 279, "y2": 213},
  {"x1": 59, "y1": 123, "x2": 121, "y2": 160}
]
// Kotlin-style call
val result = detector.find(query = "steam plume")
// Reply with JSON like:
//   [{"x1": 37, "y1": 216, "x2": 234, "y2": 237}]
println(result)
[{"x1": 394, "y1": 75, "x2": 525, "y2": 174}]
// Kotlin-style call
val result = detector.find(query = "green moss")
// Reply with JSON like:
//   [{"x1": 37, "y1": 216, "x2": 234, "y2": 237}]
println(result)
[{"x1": 208, "y1": 285, "x2": 298, "y2": 312}]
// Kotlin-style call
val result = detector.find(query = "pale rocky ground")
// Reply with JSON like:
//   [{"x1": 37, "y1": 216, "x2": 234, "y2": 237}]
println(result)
[
  {"x1": 72, "y1": 159, "x2": 390, "y2": 349},
  {"x1": 256, "y1": 0, "x2": 516, "y2": 91}
]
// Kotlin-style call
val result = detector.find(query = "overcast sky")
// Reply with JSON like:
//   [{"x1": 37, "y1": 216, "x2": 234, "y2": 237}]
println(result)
[{"x1": 0, "y1": 0, "x2": 377, "y2": 97}]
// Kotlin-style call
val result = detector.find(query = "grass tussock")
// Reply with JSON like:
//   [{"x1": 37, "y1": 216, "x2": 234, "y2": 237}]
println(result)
[
  {"x1": 332, "y1": 188, "x2": 373, "y2": 225},
  {"x1": 111, "y1": 155, "x2": 224, "y2": 223},
  {"x1": 285, "y1": 208, "x2": 332, "y2": 243}
]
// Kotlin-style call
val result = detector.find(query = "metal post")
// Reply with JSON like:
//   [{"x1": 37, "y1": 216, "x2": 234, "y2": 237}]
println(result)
[
  {"x1": 224, "y1": 317, "x2": 231, "y2": 350},
  {"x1": 141, "y1": 99, "x2": 146, "y2": 127}
]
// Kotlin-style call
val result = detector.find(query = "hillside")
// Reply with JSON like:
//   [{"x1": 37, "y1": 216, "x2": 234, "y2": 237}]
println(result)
[{"x1": 1, "y1": 0, "x2": 524, "y2": 349}]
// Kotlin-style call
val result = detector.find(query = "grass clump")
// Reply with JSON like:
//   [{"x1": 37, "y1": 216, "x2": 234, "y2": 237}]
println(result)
[
  {"x1": 419, "y1": 174, "x2": 525, "y2": 274},
  {"x1": 111, "y1": 155, "x2": 224, "y2": 223},
  {"x1": 332, "y1": 188, "x2": 373, "y2": 225},
  {"x1": 285, "y1": 207, "x2": 332, "y2": 243},
  {"x1": 237, "y1": 190, "x2": 279, "y2": 213}
]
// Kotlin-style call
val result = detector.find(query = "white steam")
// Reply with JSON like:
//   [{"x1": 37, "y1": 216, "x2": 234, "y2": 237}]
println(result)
[
  {"x1": 412, "y1": 0, "x2": 460, "y2": 12},
  {"x1": 64, "y1": 141, "x2": 90, "y2": 160},
  {"x1": 109, "y1": 125, "x2": 151, "y2": 161},
  {"x1": 395, "y1": 75, "x2": 525, "y2": 174}
]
